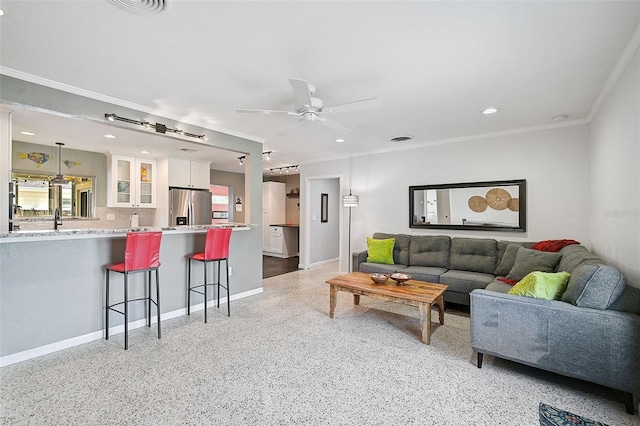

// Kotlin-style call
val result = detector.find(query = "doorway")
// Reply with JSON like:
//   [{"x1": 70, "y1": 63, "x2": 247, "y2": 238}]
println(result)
[{"x1": 302, "y1": 175, "x2": 341, "y2": 270}]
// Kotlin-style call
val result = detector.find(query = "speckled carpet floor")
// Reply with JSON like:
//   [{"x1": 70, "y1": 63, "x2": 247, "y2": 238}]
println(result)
[{"x1": 1, "y1": 262, "x2": 637, "y2": 425}]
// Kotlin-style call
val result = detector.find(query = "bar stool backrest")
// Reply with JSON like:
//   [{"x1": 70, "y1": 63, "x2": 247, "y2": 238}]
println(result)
[
  {"x1": 123, "y1": 231, "x2": 163, "y2": 271},
  {"x1": 204, "y1": 228, "x2": 232, "y2": 260}
]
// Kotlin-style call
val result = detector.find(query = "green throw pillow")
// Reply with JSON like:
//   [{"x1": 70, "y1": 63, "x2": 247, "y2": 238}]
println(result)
[
  {"x1": 366, "y1": 237, "x2": 395, "y2": 265},
  {"x1": 508, "y1": 271, "x2": 571, "y2": 300}
]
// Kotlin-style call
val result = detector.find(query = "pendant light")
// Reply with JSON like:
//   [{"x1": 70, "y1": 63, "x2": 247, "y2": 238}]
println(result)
[{"x1": 50, "y1": 142, "x2": 69, "y2": 186}]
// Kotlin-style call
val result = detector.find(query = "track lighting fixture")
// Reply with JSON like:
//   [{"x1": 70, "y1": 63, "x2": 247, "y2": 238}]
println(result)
[
  {"x1": 104, "y1": 113, "x2": 207, "y2": 141},
  {"x1": 238, "y1": 156, "x2": 245, "y2": 165},
  {"x1": 269, "y1": 165, "x2": 300, "y2": 175}
]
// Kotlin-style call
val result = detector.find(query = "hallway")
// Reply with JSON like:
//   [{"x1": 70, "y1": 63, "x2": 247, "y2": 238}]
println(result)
[{"x1": 263, "y1": 256, "x2": 300, "y2": 278}]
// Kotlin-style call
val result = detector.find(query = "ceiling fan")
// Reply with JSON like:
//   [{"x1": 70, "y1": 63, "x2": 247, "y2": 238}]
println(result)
[{"x1": 237, "y1": 78, "x2": 381, "y2": 134}]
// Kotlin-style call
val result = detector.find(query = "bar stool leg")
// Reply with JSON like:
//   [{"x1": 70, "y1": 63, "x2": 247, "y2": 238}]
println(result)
[
  {"x1": 147, "y1": 270, "x2": 152, "y2": 327},
  {"x1": 203, "y1": 260, "x2": 208, "y2": 324},
  {"x1": 187, "y1": 259, "x2": 192, "y2": 316},
  {"x1": 156, "y1": 268, "x2": 161, "y2": 339},
  {"x1": 124, "y1": 272, "x2": 129, "y2": 350},
  {"x1": 216, "y1": 260, "x2": 221, "y2": 309},
  {"x1": 225, "y1": 258, "x2": 230, "y2": 317},
  {"x1": 105, "y1": 270, "x2": 110, "y2": 340}
]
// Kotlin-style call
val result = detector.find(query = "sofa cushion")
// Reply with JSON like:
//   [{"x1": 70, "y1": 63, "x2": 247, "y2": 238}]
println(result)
[
  {"x1": 449, "y1": 238, "x2": 498, "y2": 275},
  {"x1": 484, "y1": 279, "x2": 512, "y2": 294},
  {"x1": 366, "y1": 237, "x2": 395, "y2": 264},
  {"x1": 397, "y1": 266, "x2": 447, "y2": 284},
  {"x1": 359, "y1": 262, "x2": 400, "y2": 275},
  {"x1": 506, "y1": 248, "x2": 562, "y2": 281},
  {"x1": 496, "y1": 240, "x2": 535, "y2": 265},
  {"x1": 608, "y1": 285, "x2": 640, "y2": 315},
  {"x1": 494, "y1": 243, "x2": 521, "y2": 276},
  {"x1": 508, "y1": 271, "x2": 571, "y2": 300},
  {"x1": 409, "y1": 235, "x2": 451, "y2": 268},
  {"x1": 439, "y1": 270, "x2": 495, "y2": 294},
  {"x1": 373, "y1": 233, "x2": 411, "y2": 266},
  {"x1": 561, "y1": 263, "x2": 626, "y2": 309},
  {"x1": 556, "y1": 244, "x2": 603, "y2": 273}
]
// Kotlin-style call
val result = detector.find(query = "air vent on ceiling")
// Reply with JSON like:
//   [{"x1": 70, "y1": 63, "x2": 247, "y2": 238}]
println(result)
[
  {"x1": 389, "y1": 135, "x2": 413, "y2": 142},
  {"x1": 110, "y1": 0, "x2": 166, "y2": 15},
  {"x1": 179, "y1": 148, "x2": 197, "y2": 153}
]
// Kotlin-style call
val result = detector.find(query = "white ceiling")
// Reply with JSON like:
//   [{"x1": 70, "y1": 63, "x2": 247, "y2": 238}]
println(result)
[{"x1": 1, "y1": 1, "x2": 639, "y2": 175}]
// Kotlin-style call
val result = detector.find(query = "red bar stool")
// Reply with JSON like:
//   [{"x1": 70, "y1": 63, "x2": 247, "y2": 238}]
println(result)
[
  {"x1": 187, "y1": 227, "x2": 232, "y2": 322},
  {"x1": 105, "y1": 231, "x2": 163, "y2": 350}
]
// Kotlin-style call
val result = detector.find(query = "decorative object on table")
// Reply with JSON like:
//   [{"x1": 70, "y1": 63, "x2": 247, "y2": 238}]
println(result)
[
  {"x1": 485, "y1": 187, "x2": 511, "y2": 210},
  {"x1": 321, "y1": 193, "x2": 329, "y2": 223},
  {"x1": 468, "y1": 195, "x2": 488, "y2": 212},
  {"x1": 342, "y1": 190, "x2": 359, "y2": 272},
  {"x1": 538, "y1": 402, "x2": 608, "y2": 426},
  {"x1": 369, "y1": 273, "x2": 389, "y2": 284},
  {"x1": 390, "y1": 272, "x2": 412, "y2": 285}
]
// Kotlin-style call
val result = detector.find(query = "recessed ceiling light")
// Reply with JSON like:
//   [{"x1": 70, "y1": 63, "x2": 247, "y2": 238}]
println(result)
[
  {"x1": 104, "y1": 134, "x2": 117, "y2": 139},
  {"x1": 335, "y1": 138, "x2": 345, "y2": 143},
  {"x1": 552, "y1": 114, "x2": 569, "y2": 122},
  {"x1": 20, "y1": 131, "x2": 36, "y2": 136},
  {"x1": 482, "y1": 108, "x2": 499, "y2": 115},
  {"x1": 0, "y1": 9, "x2": 5, "y2": 16},
  {"x1": 141, "y1": 150, "x2": 150, "y2": 154}
]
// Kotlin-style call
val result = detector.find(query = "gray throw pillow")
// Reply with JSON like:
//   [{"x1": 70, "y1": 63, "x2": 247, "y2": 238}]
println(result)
[
  {"x1": 494, "y1": 244, "x2": 520, "y2": 276},
  {"x1": 506, "y1": 248, "x2": 562, "y2": 281}
]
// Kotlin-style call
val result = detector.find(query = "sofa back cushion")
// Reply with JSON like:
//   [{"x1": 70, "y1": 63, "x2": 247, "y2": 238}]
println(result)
[
  {"x1": 556, "y1": 244, "x2": 603, "y2": 273},
  {"x1": 409, "y1": 235, "x2": 451, "y2": 268},
  {"x1": 561, "y1": 263, "x2": 626, "y2": 309},
  {"x1": 506, "y1": 248, "x2": 562, "y2": 281},
  {"x1": 449, "y1": 238, "x2": 497, "y2": 275},
  {"x1": 372, "y1": 232, "x2": 411, "y2": 266}
]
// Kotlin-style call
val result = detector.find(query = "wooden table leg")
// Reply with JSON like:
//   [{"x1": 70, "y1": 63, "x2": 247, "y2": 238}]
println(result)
[
  {"x1": 435, "y1": 294, "x2": 445, "y2": 325},
  {"x1": 419, "y1": 302, "x2": 432, "y2": 345},
  {"x1": 353, "y1": 294, "x2": 360, "y2": 305},
  {"x1": 329, "y1": 285, "x2": 337, "y2": 318}
]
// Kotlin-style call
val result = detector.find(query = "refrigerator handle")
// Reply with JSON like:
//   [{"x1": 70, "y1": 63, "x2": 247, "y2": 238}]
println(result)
[{"x1": 190, "y1": 202, "x2": 195, "y2": 225}]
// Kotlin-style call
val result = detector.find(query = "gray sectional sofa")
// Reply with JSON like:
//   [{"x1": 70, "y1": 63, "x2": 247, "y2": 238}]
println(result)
[{"x1": 353, "y1": 233, "x2": 640, "y2": 414}]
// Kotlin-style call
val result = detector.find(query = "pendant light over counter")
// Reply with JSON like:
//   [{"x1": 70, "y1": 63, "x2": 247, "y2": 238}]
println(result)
[{"x1": 50, "y1": 142, "x2": 69, "y2": 186}]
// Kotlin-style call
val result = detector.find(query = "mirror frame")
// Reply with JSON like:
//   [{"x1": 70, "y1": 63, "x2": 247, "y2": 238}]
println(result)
[{"x1": 409, "y1": 179, "x2": 526, "y2": 232}]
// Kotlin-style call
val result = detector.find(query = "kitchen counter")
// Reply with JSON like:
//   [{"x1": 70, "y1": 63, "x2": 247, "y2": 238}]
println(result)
[
  {"x1": 271, "y1": 223, "x2": 299, "y2": 228},
  {"x1": 0, "y1": 222, "x2": 262, "y2": 365},
  {"x1": 0, "y1": 223, "x2": 254, "y2": 243}
]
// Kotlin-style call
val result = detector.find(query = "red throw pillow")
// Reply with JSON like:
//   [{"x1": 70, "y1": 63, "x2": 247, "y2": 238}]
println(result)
[
  {"x1": 497, "y1": 277, "x2": 518, "y2": 286},
  {"x1": 531, "y1": 239, "x2": 580, "y2": 252}
]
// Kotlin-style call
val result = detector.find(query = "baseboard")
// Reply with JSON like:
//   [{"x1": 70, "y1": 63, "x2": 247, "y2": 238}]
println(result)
[
  {"x1": 308, "y1": 258, "x2": 339, "y2": 268},
  {"x1": 0, "y1": 287, "x2": 263, "y2": 367}
]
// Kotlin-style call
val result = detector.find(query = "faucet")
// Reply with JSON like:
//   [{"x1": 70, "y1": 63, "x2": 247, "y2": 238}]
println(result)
[{"x1": 54, "y1": 207, "x2": 62, "y2": 230}]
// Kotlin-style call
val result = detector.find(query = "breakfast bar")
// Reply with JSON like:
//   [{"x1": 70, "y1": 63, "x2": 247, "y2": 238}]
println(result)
[{"x1": 0, "y1": 224, "x2": 262, "y2": 365}]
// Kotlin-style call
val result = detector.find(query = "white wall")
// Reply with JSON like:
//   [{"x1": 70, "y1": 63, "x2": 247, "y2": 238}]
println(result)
[
  {"x1": 589, "y1": 46, "x2": 640, "y2": 288},
  {"x1": 300, "y1": 125, "x2": 590, "y2": 273},
  {"x1": 307, "y1": 177, "x2": 340, "y2": 265}
]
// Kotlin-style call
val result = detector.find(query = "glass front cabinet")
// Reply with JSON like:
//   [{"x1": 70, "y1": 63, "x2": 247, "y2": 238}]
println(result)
[{"x1": 107, "y1": 154, "x2": 157, "y2": 208}]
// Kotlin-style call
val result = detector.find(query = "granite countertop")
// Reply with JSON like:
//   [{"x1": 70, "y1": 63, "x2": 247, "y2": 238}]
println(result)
[
  {"x1": 271, "y1": 224, "x2": 299, "y2": 228},
  {"x1": 0, "y1": 223, "x2": 254, "y2": 241}
]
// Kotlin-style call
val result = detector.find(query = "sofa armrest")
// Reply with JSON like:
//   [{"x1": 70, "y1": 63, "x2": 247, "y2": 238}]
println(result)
[
  {"x1": 470, "y1": 289, "x2": 640, "y2": 395},
  {"x1": 353, "y1": 250, "x2": 368, "y2": 272}
]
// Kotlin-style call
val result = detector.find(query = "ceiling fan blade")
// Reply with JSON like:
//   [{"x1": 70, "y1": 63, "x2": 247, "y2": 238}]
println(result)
[
  {"x1": 288, "y1": 78, "x2": 313, "y2": 111},
  {"x1": 236, "y1": 108, "x2": 299, "y2": 115},
  {"x1": 318, "y1": 117, "x2": 352, "y2": 134},
  {"x1": 324, "y1": 97, "x2": 381, "y2": 114}
]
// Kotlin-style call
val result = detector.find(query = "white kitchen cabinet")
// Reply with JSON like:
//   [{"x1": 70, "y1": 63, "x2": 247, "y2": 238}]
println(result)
[
  {"x1": 263, "y1": 182, "x2": 285, "y2": 255},
  {"x1": 107, "y1": 154, "x2": 157, "y2": 208},
  {"x1": 168, "y1": 158, "x2": 211, "y2": 189},
  {"x1": 266, "y1": 225, "x2": 299, "y2": 258}
]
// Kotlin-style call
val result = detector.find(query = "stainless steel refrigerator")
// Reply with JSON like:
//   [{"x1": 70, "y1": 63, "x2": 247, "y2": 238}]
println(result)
[{"x1": 169, "y1": 187, "x2": 212, "y2": 226}]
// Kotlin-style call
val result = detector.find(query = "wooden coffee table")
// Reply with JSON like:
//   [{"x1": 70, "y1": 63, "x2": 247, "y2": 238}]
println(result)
[{"x1": 326, "y1": 272, "x2": 448, "y2": 345}]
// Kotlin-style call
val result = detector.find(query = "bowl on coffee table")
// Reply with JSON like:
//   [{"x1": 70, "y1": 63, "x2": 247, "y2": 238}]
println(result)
[
  {"x1": 390, "y1": 272, "x2": 412, "y2": 285},
  {"x1": 370, "y1": 273, "x2": 390, "y2": 284}
]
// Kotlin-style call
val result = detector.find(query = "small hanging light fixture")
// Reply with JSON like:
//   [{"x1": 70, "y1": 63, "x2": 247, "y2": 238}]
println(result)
[{"x1": 50, "y1": 142, "x2": 69, "y2": 186}]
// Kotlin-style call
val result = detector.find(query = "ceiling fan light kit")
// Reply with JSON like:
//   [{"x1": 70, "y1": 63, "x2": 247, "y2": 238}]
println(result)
[{"x1": 237, "y1": 78, "x2": 381, "y2": 135}]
